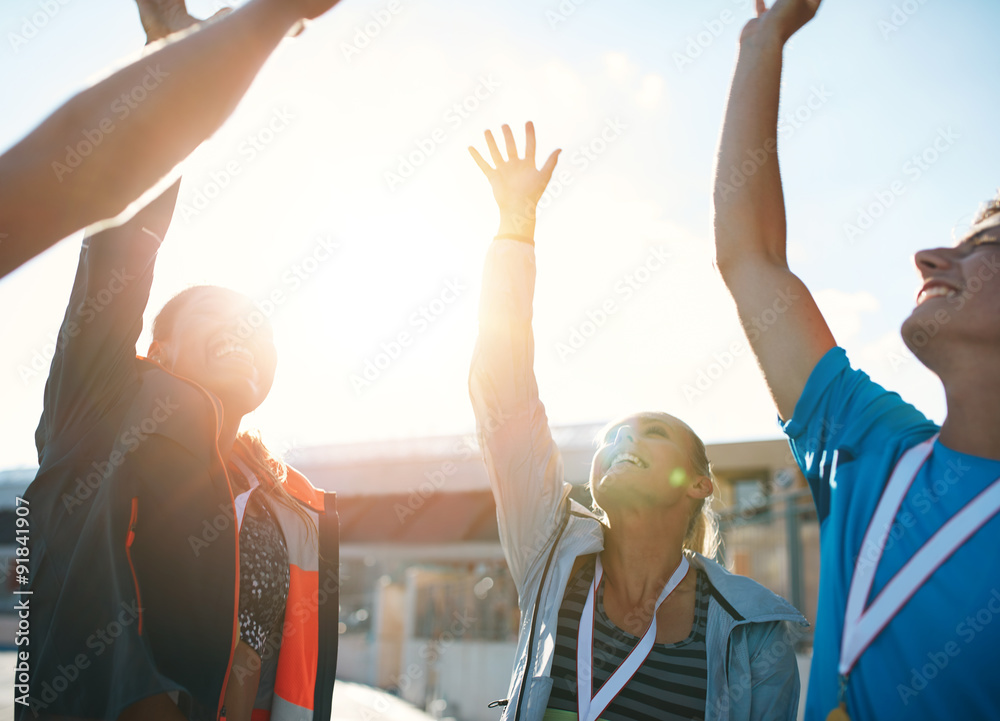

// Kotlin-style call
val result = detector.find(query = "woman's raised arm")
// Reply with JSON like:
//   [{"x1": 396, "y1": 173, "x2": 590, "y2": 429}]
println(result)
[
  {"x1": 35, "y1": 182, "x2": 179, "y2": 459},
  {"x1": 468, "y1": 123, "x2": 567, "y2": 589}
]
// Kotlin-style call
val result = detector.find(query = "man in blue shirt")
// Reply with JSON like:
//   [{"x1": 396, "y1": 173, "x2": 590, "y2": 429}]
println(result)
[{"x1": 712, "y1": 0, "x2": 1000, "y2": 719}]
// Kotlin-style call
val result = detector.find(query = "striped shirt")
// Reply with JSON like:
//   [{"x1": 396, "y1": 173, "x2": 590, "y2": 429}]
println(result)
[{"x1": 545, "y1": 557, "x2": 709, "y2": 721}]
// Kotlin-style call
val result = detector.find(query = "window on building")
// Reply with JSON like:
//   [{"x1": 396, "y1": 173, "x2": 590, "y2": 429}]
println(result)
[{"x1": 732, "y1": 477, "x2": 768, "y2": 513}]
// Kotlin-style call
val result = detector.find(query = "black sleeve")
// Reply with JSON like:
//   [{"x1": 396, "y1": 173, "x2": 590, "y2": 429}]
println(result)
[{"x1": 35, "y1": 182, "x2": 181, "y2": 460}]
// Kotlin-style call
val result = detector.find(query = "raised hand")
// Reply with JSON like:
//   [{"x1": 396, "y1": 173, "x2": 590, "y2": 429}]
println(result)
[
  {"x1": 741, "y1": 0, "x2": 821, "y2": 43},
  {"x1": 283, "y1": 0, "x2": 346, "y2": 21},
  {"x1": 469, "y1": 122, "x2": 561, "y2": 239},
  {"x1": 135, "y1": 0, "x2": 233, "y2": 44}
]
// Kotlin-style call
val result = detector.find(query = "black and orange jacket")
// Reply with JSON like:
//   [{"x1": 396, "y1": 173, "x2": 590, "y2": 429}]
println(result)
[{"x1": 17, "y1": 186, "x2": 339, "y2": 721}]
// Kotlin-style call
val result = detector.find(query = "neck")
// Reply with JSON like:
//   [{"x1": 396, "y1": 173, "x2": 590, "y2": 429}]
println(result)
[
  {"x1": 600, "y1": 505, "x2": 689, "y2": 604},
  {"x1": 218, "y1": 414, "x2": 242, "y2": 466},
  {"x1": 937, "y1": 355, "x2": 1000, "y2": 460}
]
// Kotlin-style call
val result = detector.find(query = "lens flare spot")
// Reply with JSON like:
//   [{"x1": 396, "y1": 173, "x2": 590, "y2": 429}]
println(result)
[{"x1": 669, "y1": 467, "x2": 687, "y2": 487}]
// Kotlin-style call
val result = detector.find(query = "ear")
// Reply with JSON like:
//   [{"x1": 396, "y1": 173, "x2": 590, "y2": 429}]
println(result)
[{"x1": 687, "y1": 475, "x2": 713, "y2": 501}]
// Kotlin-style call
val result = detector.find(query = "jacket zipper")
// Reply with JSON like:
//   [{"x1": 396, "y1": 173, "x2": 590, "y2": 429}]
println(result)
[
  {"x1": 512, "y1": 508, "x2": 570, "y2": 721},
  {"x1": 125, "y1": 496, "x2": 143, "y2": 636}
]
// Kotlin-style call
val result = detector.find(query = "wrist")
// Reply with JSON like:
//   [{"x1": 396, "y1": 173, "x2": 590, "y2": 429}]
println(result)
[
  {"x1": 494, "y1": 233, "x2": 534, "y2": 246},
  {"x1": 739, "y1": 24, "x2": 789, "y2": 53},
  {"x1": 498, "y1": 204, "x2": 538, "y2": 239},
  {"x1": 497, "y1": 217, "x2": 535, "y2": 240}
]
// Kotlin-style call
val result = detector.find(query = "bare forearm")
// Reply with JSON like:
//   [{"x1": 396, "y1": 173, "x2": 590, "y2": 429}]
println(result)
[
  {"x1": 470, "y1": 239, "x2": 539, "y2": 417},
  {"x1": 0, "y1": 0, "x2": 304, "y2": 278},
  {"x1": 714, "y1": 34, "x2": 788, "y2": 272}
]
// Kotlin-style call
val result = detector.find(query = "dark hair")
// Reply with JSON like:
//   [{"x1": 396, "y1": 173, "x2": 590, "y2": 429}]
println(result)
[{"x1": 150, "y1": 285, "x2": 216, "y2": 342}]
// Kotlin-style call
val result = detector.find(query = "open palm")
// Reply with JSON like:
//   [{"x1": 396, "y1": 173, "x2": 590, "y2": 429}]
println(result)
[
  {"x1": 470, "y1": 122, "x2": 561, "y2": 221},
  {"x1": 742, "y1": 0, "x2": 821, "y2": 42}
]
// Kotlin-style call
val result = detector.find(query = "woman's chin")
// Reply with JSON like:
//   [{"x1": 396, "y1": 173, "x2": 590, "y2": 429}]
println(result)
[
  {"x1": 592, "y1": 475, "x2": 637, "y2": 509},
  {"x1": 206, "y1": 377, "x2": 270, "y2": 417}
]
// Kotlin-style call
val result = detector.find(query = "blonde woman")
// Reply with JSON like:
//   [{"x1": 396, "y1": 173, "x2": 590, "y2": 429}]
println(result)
[{"x1": 468, "y1": 122, "x2": 806, "y2": 721}]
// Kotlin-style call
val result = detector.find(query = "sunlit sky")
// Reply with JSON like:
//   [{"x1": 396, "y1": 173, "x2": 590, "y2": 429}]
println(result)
[{"x1": 2, "y1": 0, "x2": 998, "y2": 470}]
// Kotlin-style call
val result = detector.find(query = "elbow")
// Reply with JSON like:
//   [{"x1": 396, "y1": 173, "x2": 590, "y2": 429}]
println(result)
[
  {"x1": 712, "y1": 248, "x2": 741, "y2": 285},
  {"x1": 711, "y1": 206, "x2": 745, "y2": 281},
  {"x1": 467, "y1": 348, "x2": 499, "y2": 422},
  {"x1": 713, "y1": 245, "x2": 791, "y2": 292}
]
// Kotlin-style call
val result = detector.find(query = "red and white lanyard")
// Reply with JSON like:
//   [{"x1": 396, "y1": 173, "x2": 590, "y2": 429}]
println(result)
[
  {"x1": 839, "y1": 434, "x2": 1000, "y2": 676},
  {"x1": 577, "y1": 554, "x2": 689, "y2": 721}
]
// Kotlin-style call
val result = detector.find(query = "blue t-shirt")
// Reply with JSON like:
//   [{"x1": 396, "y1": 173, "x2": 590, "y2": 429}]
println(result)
[{"x1": 783, "y1": 347, "x2": 1000, "y2": 721}]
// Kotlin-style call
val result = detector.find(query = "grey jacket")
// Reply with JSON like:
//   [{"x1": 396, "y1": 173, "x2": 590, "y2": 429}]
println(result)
[{"x1": 470, "y1": 239, "x2": 808, "y2": 721}]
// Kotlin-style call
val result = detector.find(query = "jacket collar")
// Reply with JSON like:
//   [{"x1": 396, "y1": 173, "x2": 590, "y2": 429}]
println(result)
[
  {"x1": 570, "y1": 499, "x2": 809, "y2": 626},
  {"x1": 568, "y1": 504, "x2": 806, "y2": 625},
  {"x1": 689, "y1": 552, "x2": 809, "y2": 626}
]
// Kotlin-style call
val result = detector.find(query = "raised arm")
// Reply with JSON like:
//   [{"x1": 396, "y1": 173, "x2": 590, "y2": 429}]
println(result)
[
  {"x1": 713, "y1": 0, "x2": 835, "y2": 420},
  {"x1": 35, "y1": 182, "x2": 181, "y2": 460},
  {"x1": 468, "y1": 122, "x2": 566, "y2": 588},
  {"x1": 0, "y1": 0, "x2": 341, "y2": 279}
]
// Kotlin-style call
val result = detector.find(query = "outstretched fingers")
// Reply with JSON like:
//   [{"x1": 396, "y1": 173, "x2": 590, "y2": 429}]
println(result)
[
  {"x1": 756, "y1": 0, "x2": 766, "y2": 17},
  {"x1": 468, "y1": 146, "x2": 494, "y2": 177},
  {"x1": 524, "y1": 121, "x2": 536, "y2": 165},
  {"x1": 539, "y1": 149, "x2": 561, "y2": 184},
  {"x1": 470, "y1": 123, "x2": 560, "y2": 198},
  {"x1": 501, "y1": 124, "x2": 519, "y2": 162},
  {"x1": 485, "y1": 129, "x2": 504, "y2": 168}
]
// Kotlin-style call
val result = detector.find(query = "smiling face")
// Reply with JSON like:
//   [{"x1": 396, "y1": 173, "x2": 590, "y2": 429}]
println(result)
[
  {"x1": 590, "y1": 412, "x2": 710, "y2": 513},
  {"x1": 148, "y1": 286, "x2": 277, "y2": 418},
  {"x1": 902, "y1": 214, "x2": 1000, "y2": 360}
]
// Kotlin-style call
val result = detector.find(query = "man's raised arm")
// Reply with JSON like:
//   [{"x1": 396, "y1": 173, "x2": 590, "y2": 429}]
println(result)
[
  {"x1": 0, "y1": 0, "x2": 341, "y2": 279},
  {"x1": 713, "y1": 0, "x2": 835, "y2": 420}
]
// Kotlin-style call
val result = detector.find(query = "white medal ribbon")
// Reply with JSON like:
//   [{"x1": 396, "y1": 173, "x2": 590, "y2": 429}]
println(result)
[
  {"x1": 230, "y1": 455, "x2": 260, "y2": 534},
  {"x1": 577, "y1": 554, "x2": 690, "y2": 721},
  {"x1": 840, "y1": 434, "x2": 1000, "y2": 675}
]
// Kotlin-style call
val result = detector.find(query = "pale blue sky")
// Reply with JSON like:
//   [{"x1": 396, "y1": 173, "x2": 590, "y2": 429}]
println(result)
[{"x1": 1, "y1": 0, "x2": 998, "y2": 469}]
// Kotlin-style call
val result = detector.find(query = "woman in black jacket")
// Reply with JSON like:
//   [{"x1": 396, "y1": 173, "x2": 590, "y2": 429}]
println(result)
[
  {"x1": 23, "y1": 189, "x2": 340, "y2": 721},
  {"x1": 20, "y1": 8, "x2": 339, "y2": 720}
]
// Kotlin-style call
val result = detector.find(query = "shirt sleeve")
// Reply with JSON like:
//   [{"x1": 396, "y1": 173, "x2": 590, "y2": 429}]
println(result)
[
  {"x1": 468, "y1": 238, "x2": 571, "y2": 592},
  {"x1": 780, "y1": 346, "x2": 937, "y2": 521},
  {"x1": 35, "y1": 184, "x2": 180, "y2": 462},
  {"x1": 747, "y1": 621, "x2": 802, "y2": 721}
]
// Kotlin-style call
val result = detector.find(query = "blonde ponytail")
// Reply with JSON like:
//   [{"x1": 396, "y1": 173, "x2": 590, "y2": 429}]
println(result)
[
  {"x1": 684, "y1": 495, "x2": 720, "y2": 560},
  {"x1": 682, "y1": 428, "x2": 721, "y2": 561}
]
